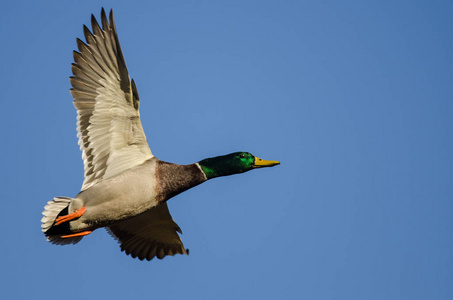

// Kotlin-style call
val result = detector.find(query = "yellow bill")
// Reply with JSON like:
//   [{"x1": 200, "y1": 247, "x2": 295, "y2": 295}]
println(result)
[{"x1": 253, "y1": 156, "x2": 280, "y2": 168}]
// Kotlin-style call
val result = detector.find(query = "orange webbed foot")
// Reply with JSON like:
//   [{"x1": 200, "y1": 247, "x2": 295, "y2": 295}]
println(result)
[
  {"x1": 54, "y1": 206, "x2": 87, "y2": 226},
  {"x1": 61, "y1": 230, "x2": 93, "y2": 239}
]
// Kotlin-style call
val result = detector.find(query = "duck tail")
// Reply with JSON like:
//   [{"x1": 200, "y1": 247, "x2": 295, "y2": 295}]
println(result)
[{"x1": 41, "y1": 197, "x2": 84, "y2": 245}]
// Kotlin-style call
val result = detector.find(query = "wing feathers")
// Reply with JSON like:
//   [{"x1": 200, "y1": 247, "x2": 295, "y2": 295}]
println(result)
[
  {"x1": 131, "y1": 79, "x2": 139, "y2": 110},
  {"x1": 90, "y1": 18, "x2": 117, "y2": 77},
  {"x1": 108, "y1": 10, "x2": 130, "y2": 94},
  {"x1": 69, "y1": 76, "x2": 99, "y2": 93},
  {"x1": 107, "y1": 203, "x2": 188, "y2": 261},
  {"x1": 72, "y1": 53, "x2": 102, "y2": 84},
  {"x1": 71, "y1": 8, "x2": 153, "y2": 190}
]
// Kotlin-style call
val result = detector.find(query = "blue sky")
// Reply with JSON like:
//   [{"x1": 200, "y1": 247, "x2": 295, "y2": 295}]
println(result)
[{"x1": 1, "y1": 1, "x2": 452, "y2": 299}]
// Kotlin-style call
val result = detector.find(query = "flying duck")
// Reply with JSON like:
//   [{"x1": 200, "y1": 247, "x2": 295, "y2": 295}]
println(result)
[{"x1": 41, "y1": 8, "x2": 279, "y2": 261}]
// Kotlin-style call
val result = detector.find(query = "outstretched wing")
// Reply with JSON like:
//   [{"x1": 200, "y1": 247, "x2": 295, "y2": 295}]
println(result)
[
  {"x1": 107, "y1": 203, "x2": 189, "y2": 261},
  {"x1": 70, "y1": 8, "x2": 153, "y2": 191}
]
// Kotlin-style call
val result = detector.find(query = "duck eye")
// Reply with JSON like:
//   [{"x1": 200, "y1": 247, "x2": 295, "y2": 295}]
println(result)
[{"x1": 238, "y1": 154, "x2": 246, "y2": 159}]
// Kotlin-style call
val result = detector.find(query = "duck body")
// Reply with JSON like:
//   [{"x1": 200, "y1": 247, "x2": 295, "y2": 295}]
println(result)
[{"x1": 45, "y1": 158, "x2": 207, "y2": 234}]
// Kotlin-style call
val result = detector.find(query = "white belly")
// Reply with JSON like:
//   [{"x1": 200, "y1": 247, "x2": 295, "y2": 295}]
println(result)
[{"x1": 70, "y1": 159, "x2": 159, "y2": 230}]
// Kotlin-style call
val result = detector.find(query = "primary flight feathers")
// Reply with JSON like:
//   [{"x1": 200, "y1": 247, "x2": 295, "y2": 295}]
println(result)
[{"x1": 70, "y1": 9, "x2": 153, "y2": 191}]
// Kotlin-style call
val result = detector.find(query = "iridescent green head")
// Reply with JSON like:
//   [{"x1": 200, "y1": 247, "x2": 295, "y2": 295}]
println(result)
[{"x1": 198, "y1": 152, "x2": 280, "y2": 180}]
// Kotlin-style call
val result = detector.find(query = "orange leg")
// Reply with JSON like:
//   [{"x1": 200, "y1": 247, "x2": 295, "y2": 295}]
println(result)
[
  {"x1": 54, "y1": 206, "x2": 87, "y2": 226},
  {"x1": 61, "y1": 230, "x2": 93, "y2": 239}
]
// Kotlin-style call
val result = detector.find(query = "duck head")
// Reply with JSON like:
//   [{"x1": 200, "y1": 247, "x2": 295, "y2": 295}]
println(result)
[{"x1": 198, "y1": 152, "x2": 280, "y2": 179}]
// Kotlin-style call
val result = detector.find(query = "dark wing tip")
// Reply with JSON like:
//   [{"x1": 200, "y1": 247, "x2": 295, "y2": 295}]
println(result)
[
  {"x1": 109, "y1": 9, "x2": 115, "y2": 29},
  {"x1": 131, "y1": 79, "x2": 139, "y2": 109},
  {"x1": 75, "y1": 37, "x2": 88, "y2": 52},
  {"x1": 100, "y1": 8, "x2": 109, "y2": 30},
  {"x1": 82, "y1": 24, "x2": 93, "y2": 40}
]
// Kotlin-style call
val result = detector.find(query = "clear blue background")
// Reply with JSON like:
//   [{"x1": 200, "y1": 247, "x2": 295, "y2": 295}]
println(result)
[{"x1": 1, "y1": 1, "x2": 452, "y2": 299}]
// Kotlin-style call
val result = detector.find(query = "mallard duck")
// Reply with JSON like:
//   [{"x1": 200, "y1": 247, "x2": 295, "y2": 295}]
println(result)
[{"x1": 41, "y1": 8, "x2": 279, "y2": 261}]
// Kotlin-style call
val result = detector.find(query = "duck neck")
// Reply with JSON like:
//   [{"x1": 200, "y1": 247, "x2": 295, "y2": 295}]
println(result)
[{"x1": 155, "y1": 161, "x2": 207, "y2": 202}]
